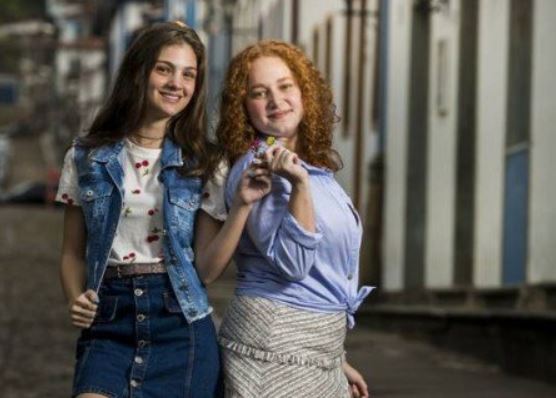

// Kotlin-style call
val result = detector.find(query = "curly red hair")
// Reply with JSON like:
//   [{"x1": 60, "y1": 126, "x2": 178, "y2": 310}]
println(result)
[{"x1": 216, "y1": 40, "x2": 342, "y2": 171}]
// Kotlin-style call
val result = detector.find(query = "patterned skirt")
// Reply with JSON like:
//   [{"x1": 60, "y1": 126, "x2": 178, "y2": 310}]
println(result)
[{"x1": 218, "y1": 295, "x2": 350, "y2": 398}]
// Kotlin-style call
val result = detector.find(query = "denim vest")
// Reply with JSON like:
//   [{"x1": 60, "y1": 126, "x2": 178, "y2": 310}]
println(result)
[{"x1": 73, "y1": 138, "x2": 211, "y2": 323}]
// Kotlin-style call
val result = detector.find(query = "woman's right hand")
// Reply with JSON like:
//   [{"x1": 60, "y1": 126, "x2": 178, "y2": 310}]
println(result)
[
  {"x1": 69, "y1": 289, "x2": 98, "y2": 329},
  {"x1": 263, "y1": 146, "x2": 308, "y2": 186}
]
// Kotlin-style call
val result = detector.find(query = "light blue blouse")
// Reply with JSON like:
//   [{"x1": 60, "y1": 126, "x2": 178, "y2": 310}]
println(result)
[{"x1": 225, "y1": 152, "x2": 374, "y2": 328}]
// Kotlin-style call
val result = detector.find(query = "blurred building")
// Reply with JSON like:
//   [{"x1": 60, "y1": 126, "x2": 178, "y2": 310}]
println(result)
[
  {"x1": 47, "y1": 0, "x2": 106, "y2": 140},
  {"x1": 224, "y1": 0, "x2": 556, "y2": 384},
  {"x1": 45, "y1": 0, "x2": 208, "y2": 150}
]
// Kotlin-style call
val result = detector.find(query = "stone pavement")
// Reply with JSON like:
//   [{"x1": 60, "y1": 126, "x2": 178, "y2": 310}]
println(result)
[{"x1": 1, "y1": 206, "x2": 555, "y2": 397}]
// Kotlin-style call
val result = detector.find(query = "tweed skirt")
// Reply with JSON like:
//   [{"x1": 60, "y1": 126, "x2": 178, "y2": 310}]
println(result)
[{"x1": 218, "y1": 295, "x2": 350, "y2": 398}]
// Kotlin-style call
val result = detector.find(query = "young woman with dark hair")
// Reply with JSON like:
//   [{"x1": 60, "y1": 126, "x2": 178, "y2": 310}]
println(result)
[{"x1": 57, "y1": 22, "x2": 270, "y2": 398}]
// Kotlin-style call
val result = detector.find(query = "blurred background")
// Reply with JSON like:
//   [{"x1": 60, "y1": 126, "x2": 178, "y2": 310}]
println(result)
[{"x1": 1, "y1": 0, "x2": 555, "y2": 397}]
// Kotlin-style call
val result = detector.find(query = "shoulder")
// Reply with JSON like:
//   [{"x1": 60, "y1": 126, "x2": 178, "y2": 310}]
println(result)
[
  {"x1": 230, "y1": 152, "x2": 255, "y2": 173},
  {"x1": 210, "y1": 159, "x2": 230, "y2": 186}
]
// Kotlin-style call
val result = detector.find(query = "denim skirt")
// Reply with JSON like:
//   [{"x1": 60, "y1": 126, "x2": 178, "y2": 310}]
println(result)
[{"x1": 72, "y1": 274, "x2": 223, "y2": 398}]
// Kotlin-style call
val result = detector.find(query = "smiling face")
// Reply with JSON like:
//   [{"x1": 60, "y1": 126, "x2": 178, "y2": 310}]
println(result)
[
  {"x1": 245, "y1": 56, "x2": 304, "y2": 150},
  {"x1": 144, "y1": 43, "x2": 198, "y2": 123}
]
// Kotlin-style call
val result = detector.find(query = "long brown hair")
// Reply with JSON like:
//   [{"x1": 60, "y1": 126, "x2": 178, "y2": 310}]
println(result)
[
  {"x1": 216, "y1": 40, "x2": 342, "y2": 171},
  {"x1": 80, "y1": 21, "x2": 220, "y2": 179}
]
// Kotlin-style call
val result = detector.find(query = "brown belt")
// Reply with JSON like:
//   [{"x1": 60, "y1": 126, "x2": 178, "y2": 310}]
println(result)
[{"x1": 104, "y1": 262, "x2": 166, "y2": 279}]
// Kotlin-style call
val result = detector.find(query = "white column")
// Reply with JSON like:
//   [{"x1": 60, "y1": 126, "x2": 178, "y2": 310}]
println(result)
[
  {"x1": 528, "y1": 0, "x2": 556, "y2": 284},
  {"x1": 424, "y1": 1, "x2": 460, "y2": 288},
  {"x1": 382, "y1": 0, "x2": 412, "y2": 291},
  {"x1": 473, "y1": 0, "x2": 509, "y2": 288}
]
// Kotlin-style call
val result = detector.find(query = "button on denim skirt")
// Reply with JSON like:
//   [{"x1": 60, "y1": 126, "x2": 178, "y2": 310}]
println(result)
[{"x1": 72, "y1": 274, "x2": 223, "y2": 398}]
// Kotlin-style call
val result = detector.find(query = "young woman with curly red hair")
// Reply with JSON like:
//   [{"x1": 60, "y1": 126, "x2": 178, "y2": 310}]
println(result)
[{"x1": 203, "y1": 40, "x2": 373, "y2": 398}]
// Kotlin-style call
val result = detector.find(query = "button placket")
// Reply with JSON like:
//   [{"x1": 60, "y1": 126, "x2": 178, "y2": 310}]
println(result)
[{"x1": 131, "y1": 278, "x2": 150, "y2": 390}]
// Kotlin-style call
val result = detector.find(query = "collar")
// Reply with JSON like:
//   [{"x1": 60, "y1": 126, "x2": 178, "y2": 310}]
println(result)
[
  {"x1": 87, "y1": 137, "x2": 183, "y2": 169},
  {"x1": 160, "y1": 136, "x2": 184, "y2": 169},
  {"x1": 88, "y1": 140, "x2": 125, "y2": 163}
]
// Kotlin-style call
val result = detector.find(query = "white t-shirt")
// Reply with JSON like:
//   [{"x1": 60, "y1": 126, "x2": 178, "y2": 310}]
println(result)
[{"x1": 56, "y1": 139, "x2": 227, "y2": 266}]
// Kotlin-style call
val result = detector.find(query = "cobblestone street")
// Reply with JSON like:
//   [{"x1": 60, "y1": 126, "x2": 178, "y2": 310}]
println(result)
[{"x1": 1, "y1": 206, "x2": 556, "y2": 397}]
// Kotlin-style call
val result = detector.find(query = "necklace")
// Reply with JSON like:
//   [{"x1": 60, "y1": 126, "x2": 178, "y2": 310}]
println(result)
[
  {"x1": 129, "y1": 133, "x2": 165, "y2": 141},
  {"x1": 127, "y1": 133, "x2": 165, "y2": 149}
]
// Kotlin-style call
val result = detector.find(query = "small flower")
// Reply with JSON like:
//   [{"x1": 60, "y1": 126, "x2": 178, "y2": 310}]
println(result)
[
  {"x1": 135, "y1": 162, "x2": 142, "y2": 169},
  {"x1": 266, "y1": 136, "x2": 276, "y2": 146},
  {"x1": 129, "y1": 252, "x2": 135, "y2": 258},
  {"x1": 148, "y1": 209, "x2": 155, "y2": 216},
  {"x1": 142, "y1": 160, "x2": 149, "y2": 167}
]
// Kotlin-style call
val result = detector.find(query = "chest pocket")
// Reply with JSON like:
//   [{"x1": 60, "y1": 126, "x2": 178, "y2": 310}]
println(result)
[
  {"x1": 80, "y1": 182, "x2": 114, "y2": 202},
  {"x1": 79, "y1": 182, "x2": 114, "y2": 225},
  {"x1": 167, "y1": 182, "x2": 202, "y2": 239},
  {"x1": 168, "y1": 189, "x2": 201, "y2": 211}
]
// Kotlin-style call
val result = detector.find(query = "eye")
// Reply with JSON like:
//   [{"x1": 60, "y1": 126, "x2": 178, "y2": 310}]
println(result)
[
  {"x1": 280, "y1": 83, "x2": 294, "y2": 91},
  {"x1": 249, "y1": 89, "x2": 267, "y2": 99},
  {"x1": 155, "y1": 65, "x2": 171, "y2": 74},
  {"x1": 183, "y1": 71, "x2": 197, "y2": 80}
]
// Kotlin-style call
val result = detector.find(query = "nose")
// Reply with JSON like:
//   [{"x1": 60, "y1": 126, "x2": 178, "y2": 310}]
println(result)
[
  {"x1": 165, "y1": 71, "x2": 183, "y2": 90},
  {"x1": 267, "y1": 89, "x2": 283, "y2": 108}
]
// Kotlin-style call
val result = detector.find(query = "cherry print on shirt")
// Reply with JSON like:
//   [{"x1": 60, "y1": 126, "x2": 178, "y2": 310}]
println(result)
[
  {"x1": 135, "y1": 159, "x2": 151, "y2": 176},
  {"x1": 146, "y1": 227, "x2": 162, "y2": 243},
  {"x1": 123, "y1": 252, "x2": 136, "y2": 263},
  {"x1": 147, "y1": 208, "x2": 159, "y2": 216},
  {"x1": 131, "y1": 189, "x2": 141, "y2": 194},
  {"x1": 60, "y1": 193, "x2": 75, "y2": 206}
]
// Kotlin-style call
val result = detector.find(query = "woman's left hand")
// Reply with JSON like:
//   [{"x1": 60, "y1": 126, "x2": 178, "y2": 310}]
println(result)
[{"x1": 343, "y1": 361, "x2": 369, "y2": 398}]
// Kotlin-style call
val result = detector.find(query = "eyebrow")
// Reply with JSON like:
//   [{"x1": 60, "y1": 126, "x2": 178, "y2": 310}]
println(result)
[
  {"x1": 249, "y1": 77, "x2": 294, "y2": 89},
  {"x1": 156, "y1": 60, "x2": 197, "y2": 71}
]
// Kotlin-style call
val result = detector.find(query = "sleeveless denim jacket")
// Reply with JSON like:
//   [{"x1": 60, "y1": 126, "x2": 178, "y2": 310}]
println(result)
[{"x1": 73, "y1": 138, "x2": 211, "y2": 323}]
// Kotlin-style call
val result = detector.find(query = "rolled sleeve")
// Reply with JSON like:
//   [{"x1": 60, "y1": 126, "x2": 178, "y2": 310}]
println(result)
[
  {"x1": 280, "y1": 211, "x2": 322, "y2": 249},
  {"x1": 226, "y1": 153, "x2": 322, "y2": 281},
  {"x1": 247, "y1": 176, "x2": 321, "y2": 281}
]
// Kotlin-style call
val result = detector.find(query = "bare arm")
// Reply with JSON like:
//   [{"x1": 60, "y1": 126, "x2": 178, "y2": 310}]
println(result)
[
  {"x1": 266, "y1": 146, "x2": 316, "y2": 232},
  {"x1": 60, "y1": 206, "x2": 98, "y2": 328},
  {"x1": 194, "y1": 165, "x2": 271, "y2": 284},
  {"x1": 194, "y1": 202, "x2": 251, "y2": 284},
  {"x1": 343, "y1": 361, "x2": 369, "y2": 398}
]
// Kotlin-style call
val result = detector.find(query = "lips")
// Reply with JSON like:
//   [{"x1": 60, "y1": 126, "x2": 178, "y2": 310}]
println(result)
[
  {"x1": 268, "y1": 110, "x2": 292, "y2": 119},
  {"x1": 159, "y1": 91, "x2": 182, "y2": 103}
]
